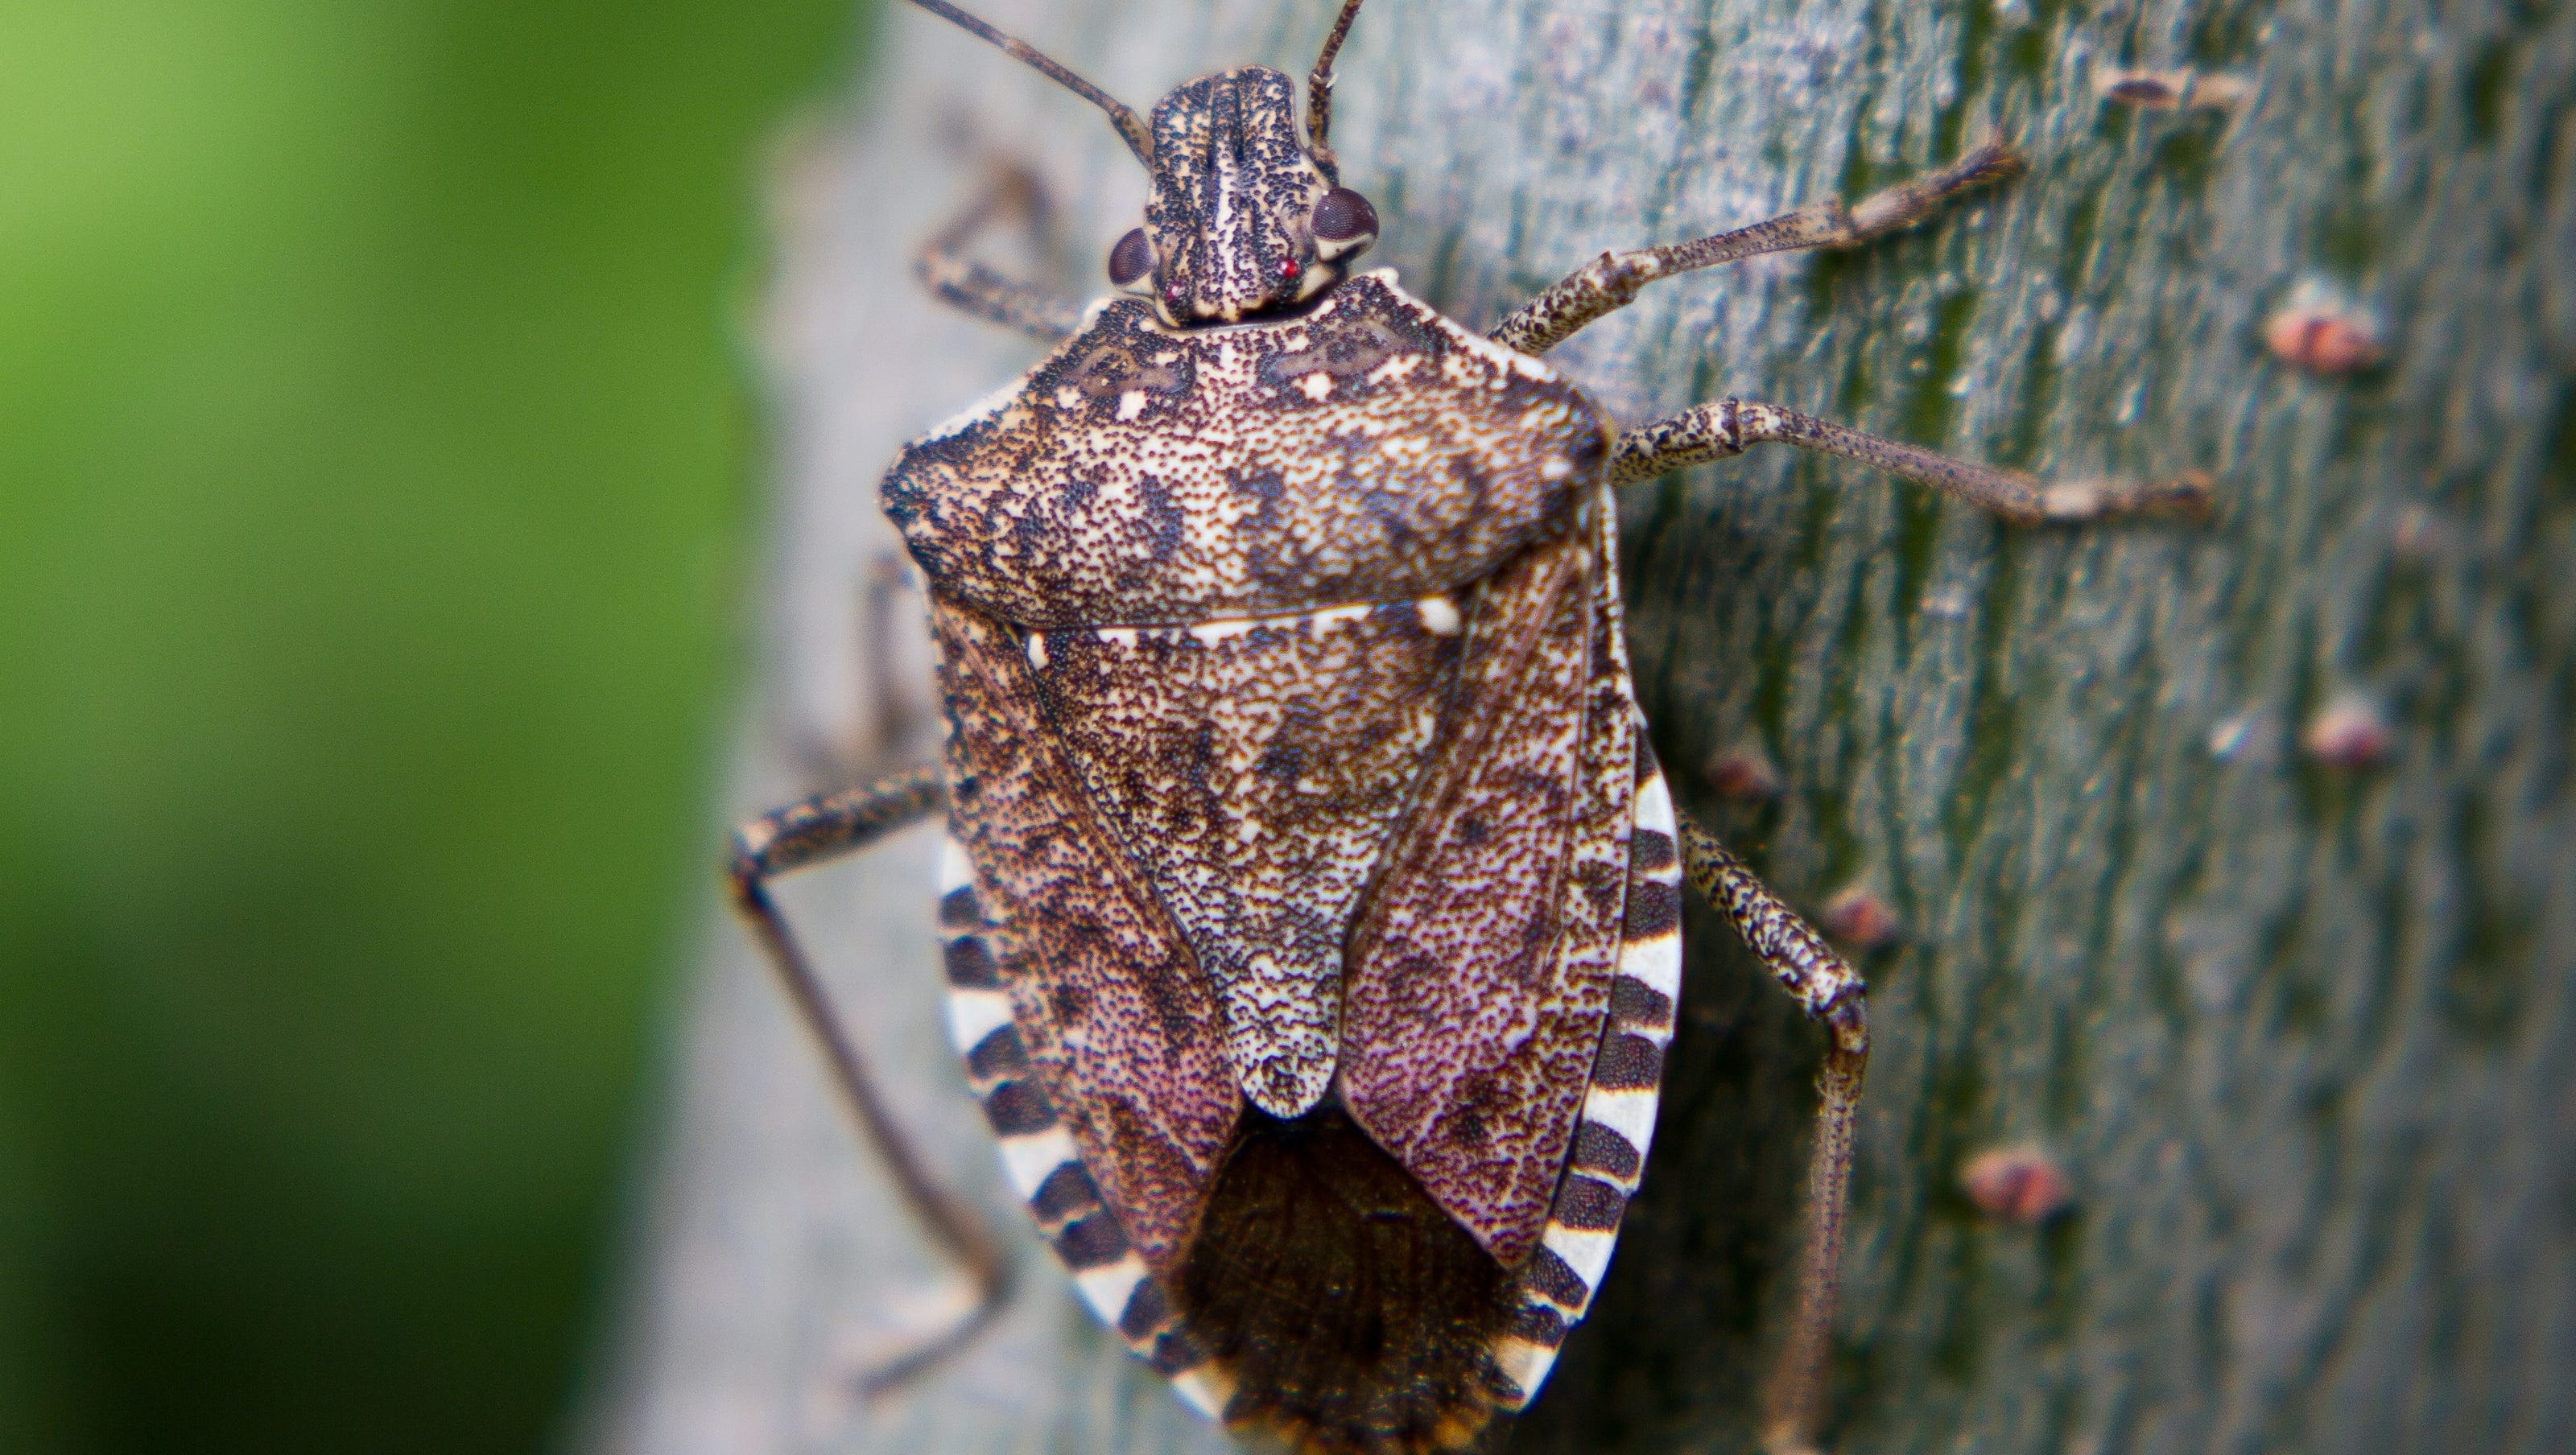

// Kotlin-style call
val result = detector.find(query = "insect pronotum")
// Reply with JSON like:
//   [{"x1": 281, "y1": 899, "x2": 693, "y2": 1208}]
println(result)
[{"x1": 728, "y1": 2, "x2": 2211, "y2": 1450}]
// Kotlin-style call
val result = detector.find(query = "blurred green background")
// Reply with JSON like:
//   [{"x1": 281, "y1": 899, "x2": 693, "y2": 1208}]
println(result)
[{"x1": 0, "y1": 1, "x2": 861, "y2": 1449}]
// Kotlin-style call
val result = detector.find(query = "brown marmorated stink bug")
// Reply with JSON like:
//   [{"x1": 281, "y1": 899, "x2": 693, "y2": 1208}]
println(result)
[{"x1": 727, "y1": 2, "x2": 2211, "y2": 1451}]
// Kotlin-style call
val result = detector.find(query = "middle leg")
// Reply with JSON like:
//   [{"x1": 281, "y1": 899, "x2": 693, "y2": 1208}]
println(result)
[
  {"x1": 1611, "y1": 395, "x2": 2213, "y2": 523},
  {"x1": 1491, "y1": 142, "x2": 2025, "y2": 357}
]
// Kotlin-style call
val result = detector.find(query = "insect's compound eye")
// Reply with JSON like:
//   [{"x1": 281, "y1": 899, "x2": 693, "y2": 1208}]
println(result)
[
  {"x1": 1310, "y1": 187, "x2": 1379, "y2": 260},
  {"x1": 1107, "y1": 228, "x2": 1153, "y2": 289}
]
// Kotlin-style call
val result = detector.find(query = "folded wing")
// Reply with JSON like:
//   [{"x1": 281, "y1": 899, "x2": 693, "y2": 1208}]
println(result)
[
  {"x1": 1340, "y1": 497, "x2": 1639, "y2": 1266},
  {"x1": 930, "y1": 595, "x2": 1241, "y2": 1271}
]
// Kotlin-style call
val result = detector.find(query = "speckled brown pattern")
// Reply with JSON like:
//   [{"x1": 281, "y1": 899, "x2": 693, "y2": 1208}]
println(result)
[
  {"x1": 1340, "y1": 496, "x2": 1638, "y2": 1268},
  {"x1": 720, "y1": 4, "x2": 2248, "y2": 1445},
  {"x1": 1030, "y1": 599, "x2": 1463, "y2": 1118},
  {"x1": 931, "y1": 593, "x2": 1240, "y2": 1271},
  {"x1": 900, "y1": 255, "x2": 1634, "y2": 1441},
  {"x1": 881, "y1": 270, "x2": 1607, "y2": 628},
  {"x1": 1141, "y1": 68, "x2": 1340, "y2": 323}
]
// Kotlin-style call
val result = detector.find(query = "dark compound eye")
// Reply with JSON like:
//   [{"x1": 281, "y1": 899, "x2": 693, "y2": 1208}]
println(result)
[
  {"x1": 1311, "y1": 187, "x2": 1378, "y2": 243},
  {"x1": 1107, "y1": 228, "x2": 1151, "y2": 286}
]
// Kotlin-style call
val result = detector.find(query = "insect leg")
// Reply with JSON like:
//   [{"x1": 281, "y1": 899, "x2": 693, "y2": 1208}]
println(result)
[
  {"x1": 914, "y1": 163, "x2": 1085, "y2": 342},
  {"x1": 1608, "y1": 395, "x2": 2212, "y2": 522},
  {"x1": 1490, "y1": 143, "x2": 2023, "y2": 356},
  {"x1": 1674, "y1": 814, "x2": 1864, "y2": 1455},
  {"x1": 727, "y1": 766, "x2": 1016, "y2": 1394}
]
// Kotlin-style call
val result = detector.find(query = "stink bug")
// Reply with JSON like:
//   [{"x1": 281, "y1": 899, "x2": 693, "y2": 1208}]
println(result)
[{"x1": 727, "y1": 2, "x2": 2211, "y2": 1450}]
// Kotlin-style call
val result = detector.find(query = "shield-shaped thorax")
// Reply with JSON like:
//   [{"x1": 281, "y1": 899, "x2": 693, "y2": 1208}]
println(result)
[
  {"x1": 886, "y1": 270, "x2": 1605, "y2": 625},
  {"x1": 883, "y1": 270, "x2": 1612, "y2": 1265}
]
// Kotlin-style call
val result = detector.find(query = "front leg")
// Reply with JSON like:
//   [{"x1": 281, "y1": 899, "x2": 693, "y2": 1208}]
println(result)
[
  {"x1": 1612, "y1": 396, "x2": 2213, "y2": 523},
  {"x1": 1492, "y1": 142, "x2": 2024, "y2": 357},
  {"x1": 914, "y1": 163, "x2": 1086, "y2": 342},
  {"x1": 1674, "y1": 814, "x2": 1867, "y2": 1455}
]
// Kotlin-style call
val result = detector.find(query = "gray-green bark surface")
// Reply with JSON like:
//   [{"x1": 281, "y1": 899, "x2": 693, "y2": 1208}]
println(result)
[{"x1": 589, "y1": 2, "x2": 2576, "y2": 1453}]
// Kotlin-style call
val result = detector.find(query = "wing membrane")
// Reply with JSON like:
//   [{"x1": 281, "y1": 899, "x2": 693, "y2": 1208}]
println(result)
[
  {"x1": 1340, "y1": 500, "x2": 1637, "y2": 1264},
  {"x1": 931, "y1": 595, "x2": 1240, "y2": 1269}
]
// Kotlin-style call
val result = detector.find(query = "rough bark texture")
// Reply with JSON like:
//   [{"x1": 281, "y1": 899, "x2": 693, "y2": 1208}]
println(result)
[{"x1": 589, "y1": 2, "x2": 2576, "y2": 1453}]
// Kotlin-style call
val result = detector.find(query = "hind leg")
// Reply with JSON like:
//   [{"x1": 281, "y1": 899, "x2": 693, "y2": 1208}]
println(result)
[
  {"x1": 727, "y1": 768, "x2": 1013, "y2": 1394},
  {"x1": 1674, "y1": 814, "x2": 1865, "y2": 1455}
]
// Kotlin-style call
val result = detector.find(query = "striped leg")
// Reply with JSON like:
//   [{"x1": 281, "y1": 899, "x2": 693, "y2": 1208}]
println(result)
[
  {"x1": 1674, "y1": 814, "x2": 1868, "y2": 1455},
  {"x1": 1492, "y1": 739, "x2": 1686, "y2": 1407},
  {"x1": 726, "y1": 768, "x2": 1012, "y2": 1395},
  {"x1": 1610, "y1": 396, "x2": 2213, "y2": 523},
  {"x1": 1490, "y1": 143, "x2": 2025, "y2": 357},
  {"x1": 914, "y1": 163, "x2": 1084, "y2": 342},
  {"x1": 930, "y1": 836, "x2": 1237, "y2": 1420}
]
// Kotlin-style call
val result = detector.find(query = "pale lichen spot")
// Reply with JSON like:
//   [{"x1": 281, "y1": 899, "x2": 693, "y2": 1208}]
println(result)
[
  {"x1": 1117, "y1": 389, "x2": 1149, "y2": 421},
  {"x1": 1298, "y1": 372, "x2": 1334, "y2": 402},
  {"x1": 1417, "y1": 594, "x2": 1464, "y2": 635},
  {"x1": 1024, "y1": 633, "x2": 1049, "y2": 670}
]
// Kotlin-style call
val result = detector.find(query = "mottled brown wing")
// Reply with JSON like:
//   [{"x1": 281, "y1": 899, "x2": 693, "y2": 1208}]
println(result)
[
  {"x1": 1028, "y1": 601, "x2": 1464, "y2": 1119},
  {"x1": 931, "y1": 594, "x2": 1240, "y2": 1271},
  {"x1": 1340, "y1": 497, "x2": 1638, "y2": 1266}
]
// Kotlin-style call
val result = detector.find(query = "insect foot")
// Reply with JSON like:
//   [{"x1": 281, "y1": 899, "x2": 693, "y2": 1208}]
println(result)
[{"x1": 731, "y1": 1, "x2": 2212, "y2": 1450}]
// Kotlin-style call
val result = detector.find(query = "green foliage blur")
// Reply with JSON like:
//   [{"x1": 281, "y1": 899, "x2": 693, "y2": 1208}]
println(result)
[{"x1": 0, "y1": 1, "x2": 861, "y2": 1449}]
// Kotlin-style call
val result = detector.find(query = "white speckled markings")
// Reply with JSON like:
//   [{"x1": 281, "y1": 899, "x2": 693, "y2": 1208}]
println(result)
[
  {"x1": 1019, "y1": 589, "x2": 1472, "y2": 1123},
  {"x1": 1024, "y1": 591, "x2": 1463, "y2": 649},
  {"x1": 1491, "y1": 738, "x2": 1684, "y2": 1408},
  {"x1": 932, "y1": 834, "x2": 1227, "y2": 1396}
]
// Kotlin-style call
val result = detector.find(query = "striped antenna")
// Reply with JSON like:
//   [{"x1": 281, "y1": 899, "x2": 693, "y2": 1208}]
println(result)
[
  {"x1": 909, "y1": 0, "x2": 1154, "y2": 165},
  {"x1": 1305, "y1": 0, "x2": 1369, "y2": 158}
]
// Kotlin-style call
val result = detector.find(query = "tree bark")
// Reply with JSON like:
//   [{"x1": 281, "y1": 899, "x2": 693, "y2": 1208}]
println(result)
[{"x1": 588, "y1": 2, "x2": 2576, "y2": 1452}]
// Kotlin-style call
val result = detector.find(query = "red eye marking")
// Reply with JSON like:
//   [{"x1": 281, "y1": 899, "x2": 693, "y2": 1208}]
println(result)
[
  {"x1": 1278, "y1": 258, "x2": 1302, "y2": 282},
  {"x1": 1165, "y1": 284, "x2": 1187, "y2": 307}
]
